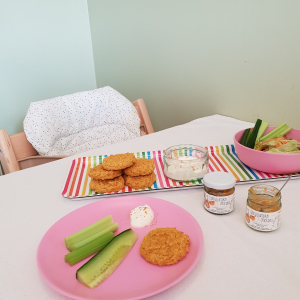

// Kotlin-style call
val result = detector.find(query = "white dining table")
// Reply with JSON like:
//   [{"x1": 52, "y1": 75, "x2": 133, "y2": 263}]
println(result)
[{"x1": 1, "y1": 114, "x2": 299, "y2": 300}]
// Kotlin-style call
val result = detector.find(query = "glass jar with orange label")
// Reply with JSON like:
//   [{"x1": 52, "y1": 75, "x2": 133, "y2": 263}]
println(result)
[
  {"x1": 203, "y1": 172, "x2": 236, "y2": 214},
  {"x1": 246, "y1": 184, "x2": 282, "y2": 232}
]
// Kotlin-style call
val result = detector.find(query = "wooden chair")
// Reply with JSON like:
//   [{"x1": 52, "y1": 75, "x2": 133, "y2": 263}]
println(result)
[{"x1": 0, "y1": 98, "x2": 154, "y2": 175}]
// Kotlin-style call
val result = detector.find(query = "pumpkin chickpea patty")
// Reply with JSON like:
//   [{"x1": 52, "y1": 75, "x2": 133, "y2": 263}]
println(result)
[
  {"x1": 89, "y1": 176, "x2": 125, "y2": 193},
  {"x1": 102, "y1": 153, "x2": 136, "y2": 170},
  {"x1": 140, "y1": 227, "x2": 190, "y2": 266},
  {"x1": 124, "y1": 158, "x2": 155, "y2": 176},
  {"x1": 123, "y1": 173, "x2": 156, "y2": 190},
  {"x1": 88, "y1": 164, "x2": 122, "y2": 180}
]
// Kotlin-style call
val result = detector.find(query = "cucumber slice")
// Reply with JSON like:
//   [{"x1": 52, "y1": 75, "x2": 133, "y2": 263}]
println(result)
[
  {"x1": 245, "y1": 129, "x2": 252, "y2": 146},
  {"x1": 240, "y1": 129, "x2": 250, "y2": 146},
  {"x1": 76, "y1": 229, "x2": 138, "y2": 289},
  {"x1": 247, "y1": 119, "x2": 262, "y2": 149},
  {"x1": 255, "y1": 120, "x2": 269, "y2": 142}
]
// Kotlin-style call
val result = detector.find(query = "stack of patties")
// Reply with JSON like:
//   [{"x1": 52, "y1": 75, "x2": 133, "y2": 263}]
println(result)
[
  {"x1": 123, "y1": 158, "x2": 156, "y2": 190},
  {"x1": 89, "y1": 153, "x2": 136, "y2": 193},
  {"x1": 89, "y1": 153, "x2": 157, "y2": 193}
]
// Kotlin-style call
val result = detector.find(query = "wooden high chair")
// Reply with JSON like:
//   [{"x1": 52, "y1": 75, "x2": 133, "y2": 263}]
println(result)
[{"x1": 0, "y1": 98, "x2": 154, "y2": 175}]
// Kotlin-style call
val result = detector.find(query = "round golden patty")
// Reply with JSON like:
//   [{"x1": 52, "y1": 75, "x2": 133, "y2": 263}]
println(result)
[
  {"x1": 102, "y1": 153, "x2": 136, "y2": 170},
  {"x1": 124, "y1": 158, "x2": 155, "y2": 176},
  {"x1": 123, "y1": 172, "x2": 156, "y2": 190},
  {"x1": 140, "y1": 227, "x2": 190, "y2": 266},
  {"x1": 89, "y1": 176, "x2": 125, "y2": 193},
  {"x1": 88, "y1": 164, "x2": 122, "y2": 180}
]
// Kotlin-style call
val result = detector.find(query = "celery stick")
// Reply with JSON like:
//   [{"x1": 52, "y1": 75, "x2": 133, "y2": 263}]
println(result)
[
  {"x1": 65, "y1": 215, "x2": 117, "y2": 251},
  {"x1": 65, "y1": 215, "x2": 113, "y2": 243},
  {"x1": 65, "y1": 232, "x2": 115, "y2": 266},
  {"x1": 259, "y1": 123, "x2": 289, "y2": 142},
  {"x1": 255, "y1": 120, "x2": 269, "y2": 142},
  {"x1": 276, "y1": 126, "x2": 292, "y2": 138},
  {"x1": 66, "y1": 222, "x2": 119, "y2": 251}
]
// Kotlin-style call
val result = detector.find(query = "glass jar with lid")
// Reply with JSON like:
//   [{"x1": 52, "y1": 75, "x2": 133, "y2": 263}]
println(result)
[
  {"x1": 202, "y1": 172, "x2": 236, "y2": 214},
  {"x1": 163, "y1": 144, "x2": 209, "y2": 181},
  {"x1": 246, "y1": 184, "x2": 281, "y2": 231}
]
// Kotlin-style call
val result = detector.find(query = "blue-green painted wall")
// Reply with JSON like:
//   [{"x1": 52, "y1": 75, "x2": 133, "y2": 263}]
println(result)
[{"x1": 0, "y1": 0, "x2": 96, "y2": 135}]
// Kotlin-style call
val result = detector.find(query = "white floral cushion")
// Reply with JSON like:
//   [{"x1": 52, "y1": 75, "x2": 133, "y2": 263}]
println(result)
[{"x1": 23, "y1": 86, "x2": 140, "y2": 156}]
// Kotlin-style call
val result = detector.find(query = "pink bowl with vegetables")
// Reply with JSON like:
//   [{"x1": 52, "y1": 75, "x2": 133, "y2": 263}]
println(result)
[{"x1": 234, "y1": 127, "x2": 300, "y2": 174}]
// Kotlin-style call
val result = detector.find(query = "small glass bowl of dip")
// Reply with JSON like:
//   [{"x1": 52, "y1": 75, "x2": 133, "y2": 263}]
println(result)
[{"x1": 163, "y1": 144, "x2": 209, "y2": 181}]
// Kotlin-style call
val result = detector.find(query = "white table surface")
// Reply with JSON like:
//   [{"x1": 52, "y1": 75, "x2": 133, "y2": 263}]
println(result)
[{"x1": 1, "y1": 115, "x2": 299, "y2": 300}]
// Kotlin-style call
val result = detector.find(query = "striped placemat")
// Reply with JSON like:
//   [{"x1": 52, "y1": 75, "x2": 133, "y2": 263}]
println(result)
[{"x1": 62, "y1": 145, "x2": 299, "y2": 199}]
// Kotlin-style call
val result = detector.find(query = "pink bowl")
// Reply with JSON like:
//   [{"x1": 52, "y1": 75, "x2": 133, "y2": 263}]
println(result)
[{"x1": 233, "y1": 126, "x2": 300, "y2": 174}]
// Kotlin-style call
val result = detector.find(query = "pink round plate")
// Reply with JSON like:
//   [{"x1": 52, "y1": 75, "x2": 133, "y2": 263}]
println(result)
[{"x1": 37, "y1": 196, "x2": 204, "y2": 300}]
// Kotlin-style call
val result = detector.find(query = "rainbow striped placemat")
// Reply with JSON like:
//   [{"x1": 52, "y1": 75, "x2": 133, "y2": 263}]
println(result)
[{"x1": 62, "y1": 145, "x2": 299, "y2": 199}]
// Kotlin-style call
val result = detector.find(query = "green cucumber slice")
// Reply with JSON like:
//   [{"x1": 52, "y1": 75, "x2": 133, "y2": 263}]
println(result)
[
  {"x1": 255, "y1": 120, "x2": 269, "y2": 142},
  {"x1": 76, "y1": 229, "x2": 138, "y2": 289},
  {"x1": 245, "y1": 129, "x2": 252, "y2": 146},
  {"x1": 240, "y1": 128, "x2": 250, "y2": 146},
  {"x1": 247, "y1": 119, "x2": 262, "y2": 149}
]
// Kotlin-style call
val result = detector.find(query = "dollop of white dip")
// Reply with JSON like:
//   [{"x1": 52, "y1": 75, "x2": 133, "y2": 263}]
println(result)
[
  {"x1": 164, "y1": 156, "x2": 208, "y2": 181},
  {"x1": 130, "y1": 204, "x2": 154, "y2": 228}
]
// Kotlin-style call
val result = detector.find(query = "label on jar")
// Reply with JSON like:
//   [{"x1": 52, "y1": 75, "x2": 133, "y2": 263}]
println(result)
[
  {"x1": 204, "y1": 192, "x2": 234, "y2": 214},
  {"x1": 245, "y1": 205, "x2": 281, "y2": 231}
]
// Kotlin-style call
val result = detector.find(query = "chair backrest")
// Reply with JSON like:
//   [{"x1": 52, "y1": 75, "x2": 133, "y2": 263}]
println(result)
[
  {"x1": 0, "y1": 98, "x2": 153, "y2": 175},
  {"x1": 133, "y1": 99, "x2": 154, "y2": 135}
]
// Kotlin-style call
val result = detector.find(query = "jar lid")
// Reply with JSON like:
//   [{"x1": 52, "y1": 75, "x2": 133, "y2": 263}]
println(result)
[{"x1": 203, "y1": 172, "x2": 236, "y2": 190}]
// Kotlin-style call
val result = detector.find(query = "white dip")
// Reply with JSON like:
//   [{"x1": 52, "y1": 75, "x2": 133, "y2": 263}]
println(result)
[
  {"x1": 130, "y1": 204, "x2": 154, "y2": 228},
  {"x1": 164, "y1": 156, "x2": 208, "y2": 181}
]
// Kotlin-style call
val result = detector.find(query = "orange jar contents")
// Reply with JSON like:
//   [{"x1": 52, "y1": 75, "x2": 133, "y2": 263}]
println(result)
[
  {"x1": 246, "y1": 184, "x2": 282, "y2": 232},
  {"x1": 203, "y1": 172, "x2": 236, "y2": 214}
]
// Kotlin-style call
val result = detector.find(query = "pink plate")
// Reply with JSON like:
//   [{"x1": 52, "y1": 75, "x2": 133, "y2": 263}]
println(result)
[{"x1": 37, "y1": 196, "x2": 204, "y2": 300}]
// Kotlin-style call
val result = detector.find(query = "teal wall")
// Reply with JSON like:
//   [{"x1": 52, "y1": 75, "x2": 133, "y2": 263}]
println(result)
[
  {"x1": 88, "y1": 0, "x2": 300, "y2": 131},
  {"x1": 0, "y1": 0, "x2": 96, "y2": 135}
]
